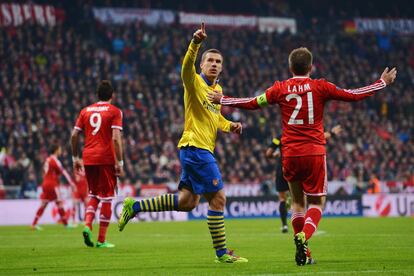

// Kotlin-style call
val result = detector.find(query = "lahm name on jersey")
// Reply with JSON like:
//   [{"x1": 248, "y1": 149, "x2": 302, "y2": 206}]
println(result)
[
  {"x1": 86, "y1": 106, "x2": 109, "y2": 112},
  {"x1": 288, "y1": 83, "x2": 311, "y2": 93}
]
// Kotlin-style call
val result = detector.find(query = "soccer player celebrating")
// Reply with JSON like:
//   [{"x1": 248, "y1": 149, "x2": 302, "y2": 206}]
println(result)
[
  {"x1": 71, "y1": 164, "x2": 88, "y2": 225},
  {"x1": 118, "y1": 23, "x2": 247, "y2": 263},
  {"x1": 266, "y1": 125, "x2": 342, "y2": 235},
  {"x1": 32, "y1": 144, "x2": 76, "y2": 230},
  {"x1": 208, "y1": 47, "x2": 397, "y2": 265},
  {"x1": 71, "y1": 80, "x2": 124, "y2": 248}
]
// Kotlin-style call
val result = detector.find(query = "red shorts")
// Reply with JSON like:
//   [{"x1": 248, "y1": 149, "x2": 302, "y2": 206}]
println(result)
[
  {"x1": 282, "y1": 155, "x2": 327, "y2": 196},
  {"x1": 73, "y1": 180, "x2": 88, "y2": 200},
  {"x1": 40, "y1": 183, "x2": 61, "y2": 201},
  {"x1": 84, "y1": 165, "x2": 116, "y2": 199},
  {"x1": 73, "y1": 188, "x2": 88, "y2": 200}
]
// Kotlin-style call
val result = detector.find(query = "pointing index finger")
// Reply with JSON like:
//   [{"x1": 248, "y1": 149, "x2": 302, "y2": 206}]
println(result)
[{"x1": 201, "y1": 22, "x2": 205, "y2": 33}]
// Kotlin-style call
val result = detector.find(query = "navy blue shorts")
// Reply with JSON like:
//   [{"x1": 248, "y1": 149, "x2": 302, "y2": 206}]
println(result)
[
  {"x1": 178, "y1": 147, "x2": 223, "y2": 195},
  {"x1": 276, "y1": 160, "x2": 289, "y2": 192}
]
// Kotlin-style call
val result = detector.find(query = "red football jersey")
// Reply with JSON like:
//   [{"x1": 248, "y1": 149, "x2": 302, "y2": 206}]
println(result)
[
  {"x1": 74, "y1": 101, "x2": 123, "y2": 165},
  {"x1": 42, "y1": 155, "x2": 70, "y2": 186},
  {"x1": 221, "y1": 77, "x2": 386, "y2": 157}
]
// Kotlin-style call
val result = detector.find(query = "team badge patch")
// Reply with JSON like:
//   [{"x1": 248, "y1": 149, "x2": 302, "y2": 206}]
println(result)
[{"x1": 212, "y1": 179, "x2": 219, "y2": 186}]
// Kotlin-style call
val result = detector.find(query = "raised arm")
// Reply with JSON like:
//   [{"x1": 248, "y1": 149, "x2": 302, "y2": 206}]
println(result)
[
  {"x1": 324, "y1": 67, "x2": 397, "y2": 102},
  {"x1": 181, "y1": 23, "x2": 207, "y2": 89},
  {"x1": 208, "y1": 90, "x2": 271, "y2": 110}
]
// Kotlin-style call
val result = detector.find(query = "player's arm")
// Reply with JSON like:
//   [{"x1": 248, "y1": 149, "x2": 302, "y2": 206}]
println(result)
[
  {"x1": 181, "y1": 23, "x2": 207, "y2": 89},
  {"x1": 208, "y1": 82, "x2": 279, "y2": 110},
  {"x1": 324, "y1": 67, "x2": 397, "y2": 102},
  {"x1": 218, "y1": 114, "x2": 242, "y2": 134},
  {"x1": 71, "y1": 111, "x2": 84, "y2": 173},
  {"x1": 208, "y1": 91, "x2": 267, "y2": 110},
  {"x1": 324, "y1": 125, "x2": 342, "y2": 140},
  {"x1": 265, "y1": 138, "x2": 281, "y2": 159},
  {"x1": 112, "y1": 109, "x2": 124, "y2": 176},
  {"x1": 55, "y1": 158, "x2": 76, "y2": 189},
  {"x1": 112, "y1": 128, "x2": 124, "y2": 176}
]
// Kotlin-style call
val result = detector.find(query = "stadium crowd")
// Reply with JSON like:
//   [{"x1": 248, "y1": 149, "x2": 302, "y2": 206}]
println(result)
[{"x1": 0, "y1": 4, "x2": 413, "y2": 199}]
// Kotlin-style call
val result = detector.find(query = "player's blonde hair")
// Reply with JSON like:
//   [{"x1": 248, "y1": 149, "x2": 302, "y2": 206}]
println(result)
[{"x1": 201, "y1": 49, "x2": 223, "y2": 63}]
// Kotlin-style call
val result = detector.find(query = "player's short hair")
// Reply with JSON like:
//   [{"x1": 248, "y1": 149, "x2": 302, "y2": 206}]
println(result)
[
  {"x1": 201, "y1": 49, "x2": 223, "y2": 63},
  {"x1": 97, "y1": 80, "x2": 114, "y2": 101},
  {"x1": 48, "y1": 143, "x2": 60, "y2": 154},
  {"x1": 288, "y1": 47, "x2": 313, "y2": 75}
]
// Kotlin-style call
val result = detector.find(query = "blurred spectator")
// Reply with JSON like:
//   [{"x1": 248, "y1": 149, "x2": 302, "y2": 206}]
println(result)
[
  {"x1": 118, "y1": 179, "x2": 136, "y2": 197},
  {"x1": 0, "y1": 176, "x2": 5, "y2": 199},
  {"x1": 367, "y1": 173, "x2": 380, "y2": 194},
  {"x1": 19, "y1": 172, "x2": 38, "y2": 199}
]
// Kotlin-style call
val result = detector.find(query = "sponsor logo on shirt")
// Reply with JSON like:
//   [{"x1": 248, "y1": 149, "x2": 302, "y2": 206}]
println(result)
[{"x1": 202, "y1": 100, "x2": 220, "y2": 114}]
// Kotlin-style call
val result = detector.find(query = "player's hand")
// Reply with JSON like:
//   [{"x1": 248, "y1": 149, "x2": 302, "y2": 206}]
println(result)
[
  {"x1": 193, "y1": 22, "x2": 207, "y2": 44},
  {"x1": 272, "y1": 151, "x2": 281, "y2": 158},
  {"x1": 115, "y1": 164, "x2": 125, "y2": 177},
  {"x1": 73, "y1": 159, "x2": 83, "y2": 173},
  {"x1": 331, "y1": 125, "x2": 342, "y2": 136},
  {"x1": 380, "y1": 67, "x2": 397, "y2": 85},
  {"x1": 207, "y1": 90, "x2": 223, "y2": 104},
  {"x1": 230, "y1": 122, "x2": 242, "y2": 134}
]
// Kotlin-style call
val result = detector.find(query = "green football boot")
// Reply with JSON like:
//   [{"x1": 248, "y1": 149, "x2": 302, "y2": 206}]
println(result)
[
  {"x1": 82, "y1": 226, "x2": 94, "y2": 248},
  {"x1": 215, "y1": 250, "x2": 248, "y2": 263},
  {"x1": 31, "y1": 225, "x2": 43, "y2": 231},
  {"x1": 96, "y1": 241, "x2": 115, "y2": 248},
  {"x1": 118, "y1": 197, "x2": 136, "y2": 232},
  {"x1": 294, "y1": 231, "x2": 308, "y2": 266}
]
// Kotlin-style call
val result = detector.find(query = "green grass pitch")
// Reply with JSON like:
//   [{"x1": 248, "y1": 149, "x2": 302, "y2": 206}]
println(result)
[{"x1": 0, "y1": 217, "x2": 413, "y2": 275}]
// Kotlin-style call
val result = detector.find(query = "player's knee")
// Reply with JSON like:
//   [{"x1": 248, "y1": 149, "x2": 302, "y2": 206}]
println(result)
[
  {"x1": 279, "y1": 192, "x2": 287, "y2": 201},
  {"x1": 209, "y1": 193, "x2": 226, "y2": 210},
  {"x1": 180, "y1": 201, "x2": 197, "y2": 211},
  {"x1": 178, "y1": 197, "x2": 199, "y2": 211},
  {"x1": 307, "y1": 195, "x2": 325, "y2": 207}
]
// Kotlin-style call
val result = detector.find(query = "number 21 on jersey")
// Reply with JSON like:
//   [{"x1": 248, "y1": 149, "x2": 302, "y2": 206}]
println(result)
[
  {"x1": 89, "y1": 113, "x2": 102, "y2": 135},
  {"x1": 286, "y1": 92, "x2": 314, "y2": 125}
]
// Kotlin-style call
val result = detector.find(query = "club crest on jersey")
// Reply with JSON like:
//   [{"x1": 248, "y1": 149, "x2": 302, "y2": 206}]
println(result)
[{"x1": 212, "y1": 179, "x2": 219, "y2": 186}]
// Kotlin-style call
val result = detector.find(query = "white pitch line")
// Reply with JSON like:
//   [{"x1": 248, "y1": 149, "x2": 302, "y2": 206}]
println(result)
[
  {"x1": 314, "y1": 230, "x2": 327, "y2": 236},
  {"x1": 253, "y1": 269, "x2": 413, "y2": 276}
]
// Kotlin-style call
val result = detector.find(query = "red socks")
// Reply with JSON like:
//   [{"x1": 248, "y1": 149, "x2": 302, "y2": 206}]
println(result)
[
  {"x1": 85, "y1": 197, "x2": 112, "y2": 243},
  {"x1": 57, "y1": 207, "x2": 68, "y2": 225},
  {"x1": 98, "y1": 201, "x2": 112, "y2": 243},
  {"x1": 303, "y1": 206, "x2": 322, "y2": 240},
  {"x1": 291, "y1": 211, "x2": 305, "y2": 235},
  {"x1": 85, "y1": 197, "x2": 100, "y2": 230},
  {"x1": 32, "y1": 205, "x2": 47, "y2": 226}
]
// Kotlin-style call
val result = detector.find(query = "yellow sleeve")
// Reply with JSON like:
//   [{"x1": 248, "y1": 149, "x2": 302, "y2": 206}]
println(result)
[
  {"x1": 218, "y1": 114, "x2": 231, "y2": 132},
  {"x1": 181, "y1": 40, "x2": 201, "y2": 89}
]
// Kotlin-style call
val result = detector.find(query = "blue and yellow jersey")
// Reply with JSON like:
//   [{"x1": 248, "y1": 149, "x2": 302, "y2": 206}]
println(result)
[{"x1": 178, "y1": 41, "x2": 231, "y2": 153}]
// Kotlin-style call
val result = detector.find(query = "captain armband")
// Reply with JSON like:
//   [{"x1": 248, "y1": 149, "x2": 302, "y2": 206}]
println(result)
[{"x1": 256, "y1": 93, "x2": 268, "y2": 107}]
